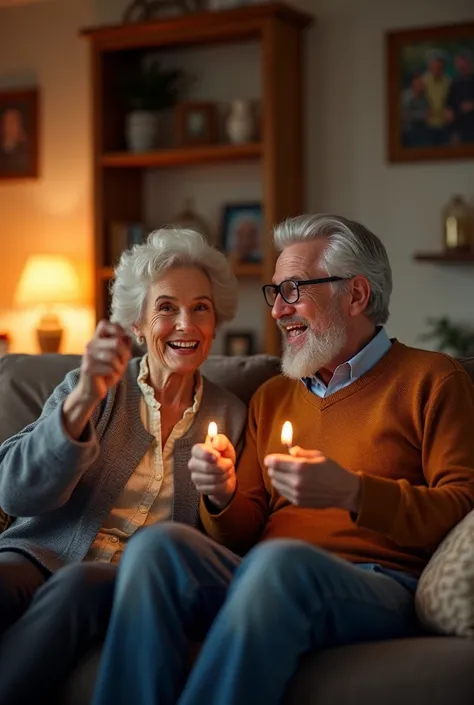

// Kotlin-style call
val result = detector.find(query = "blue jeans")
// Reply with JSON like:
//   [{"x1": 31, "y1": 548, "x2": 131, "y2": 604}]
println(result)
[{"x1": 92, "y1": 523, "x2": 419, "y2": 705}]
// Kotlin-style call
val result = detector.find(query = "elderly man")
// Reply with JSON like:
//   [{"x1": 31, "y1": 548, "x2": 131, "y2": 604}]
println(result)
[{"x1": 92, "y1": 214, "x2": 474, "y2": 705}]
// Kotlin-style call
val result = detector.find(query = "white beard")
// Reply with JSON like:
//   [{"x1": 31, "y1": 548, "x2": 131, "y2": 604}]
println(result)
[{"x1": 280, "y1": 298, "x2": 348, "y2": 380}]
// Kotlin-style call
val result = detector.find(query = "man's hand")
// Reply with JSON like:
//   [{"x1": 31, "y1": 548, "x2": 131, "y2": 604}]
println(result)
[
  {"x1": 189, "y1": 434, "x2": 237, "y2": 509},
  {"x1": 264, "y1": 446, "x2": 361, "y2": 513}
]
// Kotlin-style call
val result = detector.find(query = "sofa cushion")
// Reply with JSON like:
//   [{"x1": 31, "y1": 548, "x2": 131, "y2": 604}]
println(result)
[
  {"x1": 57, "y1": 636, "x2": 474, "y2": 705},
  {"x1": 415, "y1": 508, "x2": 474, "y2": 637}
]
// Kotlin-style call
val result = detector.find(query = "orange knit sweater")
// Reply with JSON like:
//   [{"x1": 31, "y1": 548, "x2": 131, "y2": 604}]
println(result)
[{"x1": 201, "y1": 342, "x2": 474, "y2": 575}]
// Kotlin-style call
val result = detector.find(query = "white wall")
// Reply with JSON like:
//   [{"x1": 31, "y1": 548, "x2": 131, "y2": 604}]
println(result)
[{"x1": 0, "y1": 0, "x2": 473, "y2": 353}]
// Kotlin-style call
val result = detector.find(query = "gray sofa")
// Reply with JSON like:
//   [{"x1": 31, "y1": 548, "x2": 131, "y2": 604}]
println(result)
[{"x1": 0, "y1": 352, "x2": 474, "y2": 705}]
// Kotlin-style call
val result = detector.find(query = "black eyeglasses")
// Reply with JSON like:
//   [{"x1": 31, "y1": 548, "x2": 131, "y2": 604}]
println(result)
[{"x1": 262, "y1": 276, "x2": 345, "y2": 307}]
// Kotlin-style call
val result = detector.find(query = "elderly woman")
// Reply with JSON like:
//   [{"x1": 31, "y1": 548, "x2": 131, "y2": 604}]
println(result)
[{"x1": 0, "y1": 229, "x2": 246, "y2": 704}]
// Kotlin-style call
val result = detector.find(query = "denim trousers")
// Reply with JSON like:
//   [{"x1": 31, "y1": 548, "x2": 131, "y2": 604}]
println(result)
[{"x1": 92, "y1": 522, "x2": 419, "y2": 705}]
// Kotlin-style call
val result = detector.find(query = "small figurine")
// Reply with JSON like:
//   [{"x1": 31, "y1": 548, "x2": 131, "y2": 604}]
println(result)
[{"x1": 123, "y1": 0, "x2": 203, "y2": 23}]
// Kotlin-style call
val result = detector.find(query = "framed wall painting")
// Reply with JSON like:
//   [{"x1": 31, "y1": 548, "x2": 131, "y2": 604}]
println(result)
[
  {"x1": 0, "y1": 88, "x2": 39, "y2": 179},
  {"x1": 386, "y1": 22, "x2": 474, "y2": 162}
]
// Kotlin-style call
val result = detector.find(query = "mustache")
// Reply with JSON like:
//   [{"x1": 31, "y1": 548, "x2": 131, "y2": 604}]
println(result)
[{"x1": 277, "y1": 316, "x2": 309, "y2": 331}]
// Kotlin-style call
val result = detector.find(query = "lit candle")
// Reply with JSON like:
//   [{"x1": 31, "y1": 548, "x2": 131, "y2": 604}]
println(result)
[
  {"x1": 281, "y1": 421, "x2": 293, "y2": 453},
  {"x1": 207, "y1": 421, "x2": 218, "y2": 447}
]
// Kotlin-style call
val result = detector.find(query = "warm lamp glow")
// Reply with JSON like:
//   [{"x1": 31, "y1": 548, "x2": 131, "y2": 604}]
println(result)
[
  {"x1": 14, "y1": 255, "x2": 82, "y2": 353},
  {"x1": 15, "y1": 255, "x2": 81, "y2": 307},
  {"x1": 281, "y1": 421, "x2": 293, "y2": 451}
]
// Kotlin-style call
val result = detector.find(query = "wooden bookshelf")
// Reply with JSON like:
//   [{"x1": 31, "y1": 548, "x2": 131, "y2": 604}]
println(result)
[{"x1": 82, "y1": 3, "x2": 313, "y2": 355}]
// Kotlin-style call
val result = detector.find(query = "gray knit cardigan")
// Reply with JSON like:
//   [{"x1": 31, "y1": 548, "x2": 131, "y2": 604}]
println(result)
[{"x1": 0, "y1": 358, "x2": 246, "y2": 572}]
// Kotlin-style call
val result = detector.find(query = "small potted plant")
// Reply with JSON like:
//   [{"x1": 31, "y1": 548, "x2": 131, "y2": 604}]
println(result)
[
  {"x1": 420, "y1": 316, "x2": 474, "y2": 357},
  {"x1": 124, "y1": 57, "x2": 183, "y2": 152}
]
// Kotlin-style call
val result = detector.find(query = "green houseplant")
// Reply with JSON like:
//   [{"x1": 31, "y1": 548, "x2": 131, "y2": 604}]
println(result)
[
  {"x1": 420, "y1": 317, "x2": 474, "y2": 357},
  {"x1": 124, "y1": 58, "x2": 183, "y2": 152}
]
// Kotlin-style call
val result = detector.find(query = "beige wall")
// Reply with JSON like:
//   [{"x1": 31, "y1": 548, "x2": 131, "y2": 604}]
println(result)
[{"x1": 0, "y1": 0, "x2": 473, "y2": 354}]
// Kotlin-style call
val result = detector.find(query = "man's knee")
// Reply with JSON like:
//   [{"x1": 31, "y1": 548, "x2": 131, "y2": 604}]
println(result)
[{"x1": 238, "y1": 540, "x2": 336, "y2": 591}]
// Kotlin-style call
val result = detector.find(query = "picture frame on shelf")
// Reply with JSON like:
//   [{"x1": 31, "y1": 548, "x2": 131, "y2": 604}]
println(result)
[
  {"x1": 175, "y1": 101, "x2": 218, "y2": 147},
  {"x1": 220, "y1": 202, "x2": 263, "y2": 264},
  {"x1": 0, "y1": 88, "x2": 39, "y2": 180},
  {"x1": 224, "y1": 331, "x2": 255, "y2": 357},
  {"x1": 386, "y1": 22, "x2": 474, "y2": 162}
]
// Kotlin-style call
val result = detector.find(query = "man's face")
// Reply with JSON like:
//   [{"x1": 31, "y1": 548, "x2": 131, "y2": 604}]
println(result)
[
  {"x1": 412, "y1": 76, "x2": 425, "y2": 94},
  {"x1": 271, "y1": 240, "x2": 349, "y2": 379},
  {"x1": 429, "y1": 58, "x2": 444, "y2": 78}
]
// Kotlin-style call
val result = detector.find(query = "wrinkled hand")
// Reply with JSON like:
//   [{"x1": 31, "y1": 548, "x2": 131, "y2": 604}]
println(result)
[
  {"x1": 189, "y1": 433, "x2": 237, "y2": 509},
  {"x1": 264, "y1": 446, "x2": 361, "y2": 513},
  {"x1": 77, "y1": 320, "x2": 132, "y2": 404}
]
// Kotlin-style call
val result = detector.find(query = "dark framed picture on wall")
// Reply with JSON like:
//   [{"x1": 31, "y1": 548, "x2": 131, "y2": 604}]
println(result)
[
  {"x1": 0, "y1": 88, "x2": 39, "y2": 179},
  {"x1": 386, "y1": 22, "x2": 474, "y2": 162},
  {"x1": 224, "y1": 331, "x2": 255, "y2": 357},
  {"x1": 220, "y1": 202, "x2": 263, "y2": 263},
  {"x1": 175, "y1": 101, "x2": 218, "y2": 146}
]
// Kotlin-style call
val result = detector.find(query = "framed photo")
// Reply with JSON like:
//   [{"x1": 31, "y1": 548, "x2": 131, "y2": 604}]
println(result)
[
  {"x1": 0, "y1": 88, "x2": 39, "y2": 179},
  {"x1": 220, "y1": 202, "x2": 263, "y2": 264},
  {"x1": 386, "y1": 22, "x2": 474, "y2": 162},
  {"x1": 224, "y1": 331, "x2": 255, "y2": 357},
  {"x1": 175, "y1": 101, "x2": 218, "y2": 146}
]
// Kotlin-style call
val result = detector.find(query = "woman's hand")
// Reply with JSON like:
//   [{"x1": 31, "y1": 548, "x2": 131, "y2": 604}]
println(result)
[
  {"x1": 189, "y1": 433, "x2": 237, "y2": 509},
  {"x1": 77, "y1": 320, "x2": 132, "y2": 405},
  {"x1": 62, "y1": 321, "x2": 131, "y2": 440}
]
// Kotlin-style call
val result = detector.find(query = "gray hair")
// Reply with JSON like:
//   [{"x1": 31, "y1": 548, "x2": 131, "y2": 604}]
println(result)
[
  {"x1": 110, "y1": 228, "x2": 238, "y2": 330},
  {"x1": 273, "y1": 214, "x2": 392, "y2": 325}
]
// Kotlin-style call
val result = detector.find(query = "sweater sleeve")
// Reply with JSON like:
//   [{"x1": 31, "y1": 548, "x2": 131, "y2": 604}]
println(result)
[
  {"x1": 200, "y1": 394, "x2": 270, "y2": 554},
  {"x1": 0, "y1": 369, "x2": 100, "y2": 517},
  {"x1": 355, "y1": 369, "x2": 474, "y2": 550}
]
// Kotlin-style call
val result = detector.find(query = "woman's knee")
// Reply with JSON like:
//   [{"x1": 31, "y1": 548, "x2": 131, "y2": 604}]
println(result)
[
  {"x1": 43, "y1": 562, "x2": 116, "y2": 604},
  {"x1": 125, "y1": 522, "x2": 202, "y2": 561}
]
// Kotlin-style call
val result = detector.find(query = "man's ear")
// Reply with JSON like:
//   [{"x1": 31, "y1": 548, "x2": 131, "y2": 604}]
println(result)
[{"x1": 348, "y1": 275, "x2": 371, "y2": 317}]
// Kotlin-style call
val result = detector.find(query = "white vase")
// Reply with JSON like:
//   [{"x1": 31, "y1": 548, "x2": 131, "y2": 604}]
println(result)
[
  {"x1": 125, "y1": 111, "x2": 159, "y2": 152},
  {"x1": 226, "y1": 99, "x2": 255, "y2": 145}
]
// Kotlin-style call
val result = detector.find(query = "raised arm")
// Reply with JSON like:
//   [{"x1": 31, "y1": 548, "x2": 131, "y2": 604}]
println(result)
[{"x1": 0, "y1": 321, "x2": 131, "y2": 516}]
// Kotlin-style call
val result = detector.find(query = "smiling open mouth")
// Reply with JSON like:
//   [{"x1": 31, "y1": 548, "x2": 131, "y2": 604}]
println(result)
[
  {"x1": 167, "y1": 341, "x2": 199, "y2": 350},
  {"x1": 285, "y1": 324, "x2": 308, "y2": 339}
]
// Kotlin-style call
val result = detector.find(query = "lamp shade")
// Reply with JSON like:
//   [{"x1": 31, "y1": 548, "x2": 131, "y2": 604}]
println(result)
[{"x1": 15, "y1": 255, "x2": 81, "y2": 307}]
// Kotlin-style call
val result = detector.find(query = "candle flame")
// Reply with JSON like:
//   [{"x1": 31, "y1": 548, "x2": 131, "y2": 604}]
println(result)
[
  {"x1": 281, "y1": 421, "x2": 293, "y2": 448},
  {"x1": 208, "y1": 422, "x2": 218, "y2": 440}
]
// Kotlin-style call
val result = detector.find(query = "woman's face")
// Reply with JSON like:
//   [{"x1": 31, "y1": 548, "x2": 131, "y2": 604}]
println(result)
[{"x1": 136, "y1": 266, "x2": 216, "y2": 377}]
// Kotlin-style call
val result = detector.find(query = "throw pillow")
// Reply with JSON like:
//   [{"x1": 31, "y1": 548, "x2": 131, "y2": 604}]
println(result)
[{"x1": 415, "y1": 508, "x2": 474, "y2": 637}]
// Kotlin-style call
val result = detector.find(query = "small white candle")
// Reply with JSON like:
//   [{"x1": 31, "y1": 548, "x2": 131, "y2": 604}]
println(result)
[
  {"x1": 207, "y1": 421, "x2": 218, "y2": 446},
  {"x1": 281, "y1": 421, "x2": 293, "y2": 453}
]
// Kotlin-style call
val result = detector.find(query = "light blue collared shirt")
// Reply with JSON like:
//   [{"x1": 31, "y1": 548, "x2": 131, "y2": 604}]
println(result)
[{"x1": 303, "y1": 327, "x2": 392, "y2": 399}]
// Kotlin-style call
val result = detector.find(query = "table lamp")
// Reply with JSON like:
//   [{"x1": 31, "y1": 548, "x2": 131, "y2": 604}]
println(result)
[{"x1": 15, "y1": 255, "x2": 81, "y2": 353}]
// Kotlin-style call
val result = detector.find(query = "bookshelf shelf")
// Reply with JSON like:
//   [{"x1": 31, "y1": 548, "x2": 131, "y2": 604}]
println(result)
[
  {"x1": 414, "y1": 251, "x2": 474, "y2": 263},
  {"x1": 99, "y1": 262, "x2": 263, "y2": 280},
  {"x1": 101, "y1": 143, "x2": 262, "y2": 169}
]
